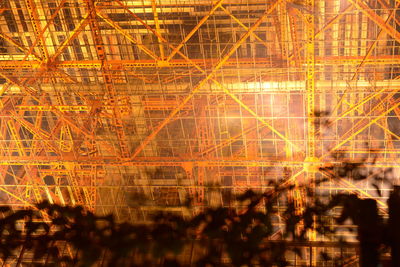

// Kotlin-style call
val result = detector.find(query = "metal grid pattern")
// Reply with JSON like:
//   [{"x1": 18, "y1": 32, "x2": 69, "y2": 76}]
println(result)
[{"x1": 0, "y1": 0, "x2": 398, "y2": 246}]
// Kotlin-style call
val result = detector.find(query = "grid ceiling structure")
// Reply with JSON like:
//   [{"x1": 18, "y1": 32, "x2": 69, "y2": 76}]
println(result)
[{"x1": 0, "y1": 0, "x2": 399, "y2": 229}]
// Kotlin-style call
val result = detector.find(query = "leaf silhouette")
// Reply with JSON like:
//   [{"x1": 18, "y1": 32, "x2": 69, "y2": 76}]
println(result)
[{"x1": 372, "y1": 183, "x2": 382, "y2": 197}]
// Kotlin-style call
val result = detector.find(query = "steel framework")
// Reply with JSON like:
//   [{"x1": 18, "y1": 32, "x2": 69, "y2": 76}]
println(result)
[{"x1": 0, "y1": 0, "x2": 400, "y2": 263}]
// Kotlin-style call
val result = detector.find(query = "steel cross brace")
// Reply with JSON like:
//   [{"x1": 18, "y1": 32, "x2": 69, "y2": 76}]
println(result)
[
  {"x1": 331, "y1": 1, "x2": 400, "y2": 115},
  {"x1": 24, "y1": 0, "x2": 49, "y2": 61},
  {"x1": 348, "y1": 0, "x2": 400, "y2": 44},
  {"x1": 0, "y1": 0, "x2": 97, "y2": 150},
  {"x1": 103, "y1": 0, "x2": 288, "y2": 159},
  {"x1": 85, "y1": 0, "x2": 131, "y2": 159},
  {"x1": 322, "y1": 100, "x2": 400, "y2": 159}
]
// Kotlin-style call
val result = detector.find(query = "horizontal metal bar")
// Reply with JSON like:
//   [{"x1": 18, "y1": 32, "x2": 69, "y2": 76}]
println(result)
[{"x1": 2, "y1": 55, "x2": 400, "y2": 68}]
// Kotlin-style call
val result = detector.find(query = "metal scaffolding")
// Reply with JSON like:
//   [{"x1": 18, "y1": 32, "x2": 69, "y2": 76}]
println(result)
[{"x1": 0, "y1": 0, "x2": 399, "y2": 262}]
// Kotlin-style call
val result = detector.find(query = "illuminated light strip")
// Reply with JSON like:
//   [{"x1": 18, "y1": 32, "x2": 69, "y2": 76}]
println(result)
[{"x1": 2, "y1": 55, "x2": 400, "y2": 69}]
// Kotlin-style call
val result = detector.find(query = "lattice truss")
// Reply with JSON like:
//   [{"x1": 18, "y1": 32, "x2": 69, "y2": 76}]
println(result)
[{"x1": 0, "y1": 0, "x2": 399, "y2": 227}]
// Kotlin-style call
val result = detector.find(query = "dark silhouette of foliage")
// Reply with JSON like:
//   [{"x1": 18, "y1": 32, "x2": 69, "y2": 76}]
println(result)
[
  {"x1": 0, "y1": 161, "x2": 399, "y2": 266},
  {"x1": 388, "y1": 186, "x2": 400, "y2": 267}
]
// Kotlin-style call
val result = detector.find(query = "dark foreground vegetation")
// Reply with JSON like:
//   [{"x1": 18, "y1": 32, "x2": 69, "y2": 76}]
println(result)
[{"x1": 0, "y1": 162, "x2": 398, "y2": 267}]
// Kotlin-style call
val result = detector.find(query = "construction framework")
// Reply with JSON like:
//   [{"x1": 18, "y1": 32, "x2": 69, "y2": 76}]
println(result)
[{"x1": 0, "y1": 0, "x2": 399, "y2": 263}]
